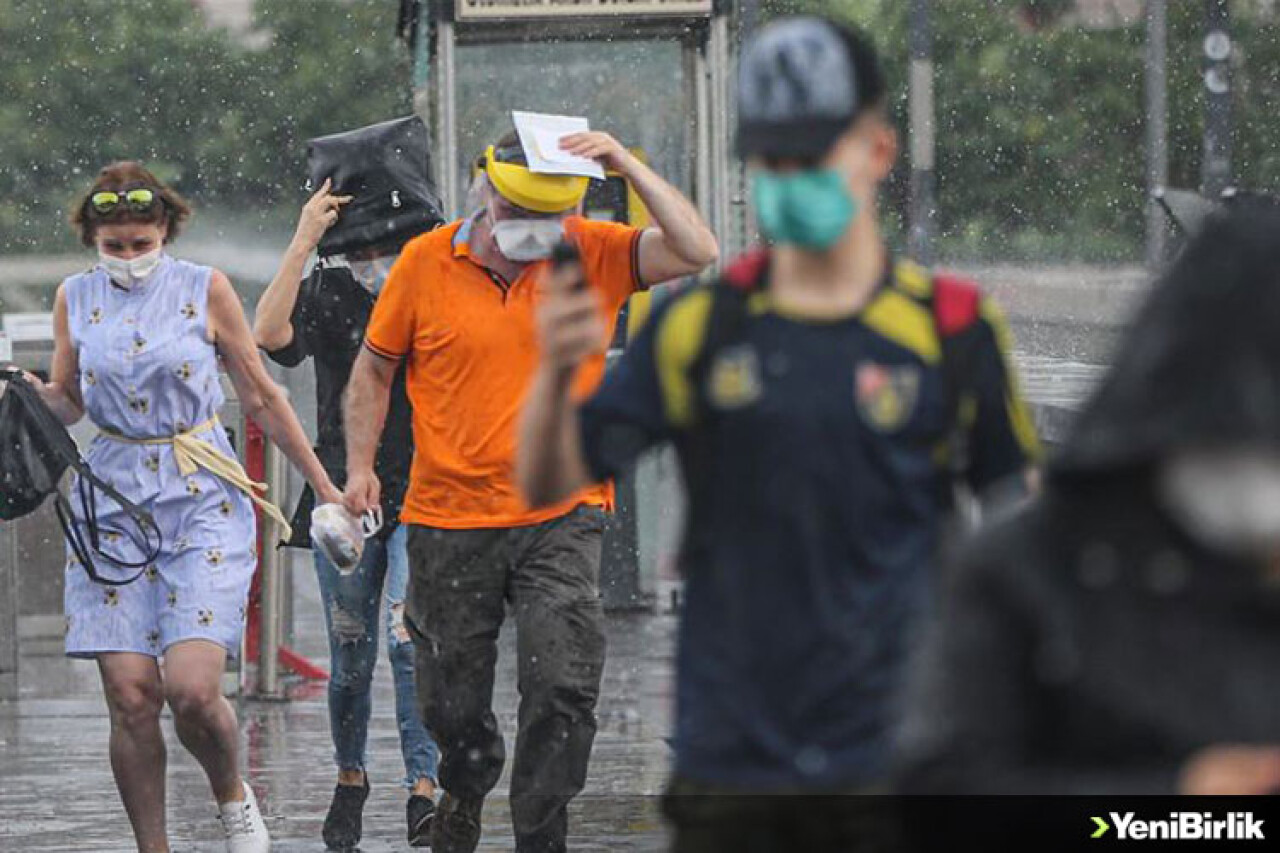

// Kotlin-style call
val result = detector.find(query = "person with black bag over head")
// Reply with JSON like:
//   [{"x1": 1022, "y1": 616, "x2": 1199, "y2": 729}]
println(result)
[
  {"x1": 15, "y1": 161, "x2": 343, "y2": 853},
  {"x1": 253, "y1": 115, "x2": 446, "y2": 850}
]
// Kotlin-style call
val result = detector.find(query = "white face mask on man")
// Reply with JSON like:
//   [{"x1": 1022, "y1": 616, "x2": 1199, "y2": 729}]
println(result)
[
  {"x1": 1159, "y1": 448, "x2": 1280, "y2": 557},
  {"x1": 99, "y1": 246, "x2": 163, "y2": 288},
  {"x1": 491, "y1": 218, "x2": 565, "y2": 262}
]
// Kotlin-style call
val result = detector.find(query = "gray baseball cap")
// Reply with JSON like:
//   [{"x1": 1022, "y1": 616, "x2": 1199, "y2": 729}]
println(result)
[{"x1": 736, "y1": 17, "x2": 886, "y2": 161}]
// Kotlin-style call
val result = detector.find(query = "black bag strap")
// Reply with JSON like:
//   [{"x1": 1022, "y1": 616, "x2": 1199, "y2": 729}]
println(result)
[
  {"x1": 64, "y1": 449, "x2": 162, "y2": 581},
  {"x1": 1, "y1": 368, "x2": 161, "y2": 585}
]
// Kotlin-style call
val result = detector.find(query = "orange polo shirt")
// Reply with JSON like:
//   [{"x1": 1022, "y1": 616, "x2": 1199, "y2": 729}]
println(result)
[{"x1": 364, "y1": 215, "x2": 644, "y2": 529}]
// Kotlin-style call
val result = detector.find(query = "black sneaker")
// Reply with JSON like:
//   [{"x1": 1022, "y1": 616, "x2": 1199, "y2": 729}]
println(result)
[
  {"x1": 408, "y1": 793, "x2": 436, "y2": 847},
  {"x1": 322, "y1": 776, "x2": 370, "y2": 851},
  {"x1": 430, "y1": 792, "x2": 483, "y2": 853}
]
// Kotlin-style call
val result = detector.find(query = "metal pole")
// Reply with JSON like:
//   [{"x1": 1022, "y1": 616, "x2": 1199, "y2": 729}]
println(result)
[
  {"x1": 1201, "y1": 0, "x2": 1233, "y2": 198},
  {"x1": 908, "y1": 0, "x2": 936, "y2": 265},
  {"x1": 0, "y1": 373, "x2": 16, "y2": 700},
  {"x1": 708, "y1": 13, "x2": 735, "y2": 259},
  {"x1": 692, "y1": 37, "x2": 713, "y2": 235},
  {"x1": 257, "y1": 437, "x2": 288, "y2": 699},
  {"x1": 1145, "y1": 0, "x2": 1169, "y2": 268},
  {"x1": 410, "y1": 0, "x2": 432, "y2": 118},
  {"x1": 435, "y1": 18, "x2": 460, "y2": 218},
  {"x1": 234, "y1": 407, "x2": 251, "y2": 696},
  {"x1": 726, "y1": 6, "x2": 748, "y2": 257},
  {"x1": 0, "y1": 518, "x2": 18, "y2": 701}
]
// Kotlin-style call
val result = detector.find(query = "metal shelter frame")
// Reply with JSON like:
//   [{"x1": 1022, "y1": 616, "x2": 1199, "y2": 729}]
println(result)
[{"x1": 405, "y1": 0, "x2": 748, "y2": 260}]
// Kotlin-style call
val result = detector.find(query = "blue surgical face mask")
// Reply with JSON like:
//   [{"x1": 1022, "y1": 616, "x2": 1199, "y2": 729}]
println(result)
[
  {"x1": 347, "y1": 254, "x2": 396, "y2": 295},
  {"x1": 752, "y1": 168, "x2": 859, "y2": 251}
]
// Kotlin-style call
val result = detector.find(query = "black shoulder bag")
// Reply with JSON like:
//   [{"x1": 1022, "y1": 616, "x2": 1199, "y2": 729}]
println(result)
[{"x1": 0, "y1": 368, "x2": 161, "y2": 585}]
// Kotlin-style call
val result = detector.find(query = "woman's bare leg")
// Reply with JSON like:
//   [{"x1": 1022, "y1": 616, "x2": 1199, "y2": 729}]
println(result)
[
  {"x1": 97, "y1": 652, "x2": 169, "y2": 853},
  {"x1": 163, "y1": 640, "x2": 244, "y2": 804}
]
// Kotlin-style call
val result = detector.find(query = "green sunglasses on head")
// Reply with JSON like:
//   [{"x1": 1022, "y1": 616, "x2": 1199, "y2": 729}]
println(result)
[{"x1": 90, "y1": 188, "x2": 157, "y2": 214}]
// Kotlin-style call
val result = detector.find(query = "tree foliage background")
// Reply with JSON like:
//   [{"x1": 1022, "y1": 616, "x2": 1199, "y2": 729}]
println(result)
[
  {"x1": 3, "y1": 0, "x2": 1280, "y2": 261},
  {"x1": 788, "y1": 0, "x2": 1280, "y2": 261},
  {"x1": 0, "y1": 0, "x2": 410, "y2": 254}
]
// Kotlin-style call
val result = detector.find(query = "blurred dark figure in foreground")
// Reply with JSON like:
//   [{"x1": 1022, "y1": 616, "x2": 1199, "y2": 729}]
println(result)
[{"x1": 897, "y1": 197, "x2": 1280, "y2": 796}]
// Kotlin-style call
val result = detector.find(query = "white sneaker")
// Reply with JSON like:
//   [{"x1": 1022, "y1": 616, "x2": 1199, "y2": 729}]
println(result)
[{"x1": 218, "y1": 780, "x2": 271, "y2": 853}]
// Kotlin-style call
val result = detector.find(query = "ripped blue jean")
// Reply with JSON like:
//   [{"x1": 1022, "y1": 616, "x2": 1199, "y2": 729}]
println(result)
[{"x1": 314, "y1": 522, "x2": 440, "y2": 787}]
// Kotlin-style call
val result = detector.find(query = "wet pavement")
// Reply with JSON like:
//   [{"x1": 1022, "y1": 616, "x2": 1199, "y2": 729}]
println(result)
[
  {"x1": 1014, "y1": 355, "x2": 1107, "y2": 443},
  {"x1": 0, "y1": 346, "x2": 1108, "y2": 851},
  {"x1": 0, "y1": 567, "x2": 678, "y2": 851}
]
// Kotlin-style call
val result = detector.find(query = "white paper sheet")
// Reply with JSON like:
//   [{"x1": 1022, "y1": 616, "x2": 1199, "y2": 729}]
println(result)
[{"x1": 512, "y1": 111, "x2": 606, "y2": 181}]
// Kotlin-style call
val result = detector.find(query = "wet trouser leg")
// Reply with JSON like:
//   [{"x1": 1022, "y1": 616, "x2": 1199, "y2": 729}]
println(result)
[
  {"x1": 508, "y1": 506, "x2": 607, "y2": 853},
  {"x1": 314, "y1": 533, "x2": 389, "y2": 774},
  {"x1": 385, "y1": 523, "x2": 441, "y2": 788},
  {"x1": 405, "y1": 524, "x2": 510, "y2": 802}
]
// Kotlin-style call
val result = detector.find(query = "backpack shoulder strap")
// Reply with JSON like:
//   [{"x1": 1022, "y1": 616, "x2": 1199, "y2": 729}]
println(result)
[
  {"x1": 722, "y1": 248, "x2": 771, "y2": 293},
  {"x1": 927, "y1": 270, "x2": 987, "y2": 488},
  {"x1": 677, "y1": 250, "x2": 769, "y2": 570},
  {"x1": 688, "y1": 249, "x2": 770, "y2": 422},
  {"x1": 931, "y1": 271, "x2": 984, "y2": 337}
]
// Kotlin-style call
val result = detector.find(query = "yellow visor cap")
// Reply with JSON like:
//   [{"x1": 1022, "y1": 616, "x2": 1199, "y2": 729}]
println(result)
[{"x1": 484, "y1": 146, "x2": 589, "y2": 214}]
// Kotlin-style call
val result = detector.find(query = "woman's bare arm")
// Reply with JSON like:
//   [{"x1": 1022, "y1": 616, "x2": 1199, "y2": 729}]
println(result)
[{"x1": 208, "y1": 270, "x2": 341, "y2": 505}]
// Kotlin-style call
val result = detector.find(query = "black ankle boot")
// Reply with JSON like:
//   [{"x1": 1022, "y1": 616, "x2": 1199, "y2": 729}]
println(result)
[
  {"x1": 322, "y1": 775, "x2": 370, "y2": 851},
  {"x1": 408, "y1": 792, "x2": 437, "y2": 847}
]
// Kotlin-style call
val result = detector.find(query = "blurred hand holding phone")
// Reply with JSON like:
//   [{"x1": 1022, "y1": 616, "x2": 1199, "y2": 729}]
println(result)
[
  {"x1": 550, "y1": 241, "x2": 586, "y2": 292},
  {"x1": 535, "y1": 240, "x2": 608, "y2": 379}
]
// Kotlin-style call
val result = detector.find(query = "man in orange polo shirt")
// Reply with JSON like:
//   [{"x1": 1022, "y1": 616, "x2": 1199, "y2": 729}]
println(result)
[{"x1": 342, "y1": 129, "x2": 717, "y2": 853}]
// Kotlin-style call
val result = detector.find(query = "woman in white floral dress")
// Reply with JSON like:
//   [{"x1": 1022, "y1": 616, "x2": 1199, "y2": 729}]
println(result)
[{"x1": 27, "y1": 161, "x2": 343, "y2": 853}]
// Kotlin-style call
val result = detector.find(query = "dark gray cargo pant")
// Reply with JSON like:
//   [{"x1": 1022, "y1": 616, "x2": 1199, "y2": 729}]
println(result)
[{"x1": 404, "y1": 505, "x2": 608, "y2": 853}]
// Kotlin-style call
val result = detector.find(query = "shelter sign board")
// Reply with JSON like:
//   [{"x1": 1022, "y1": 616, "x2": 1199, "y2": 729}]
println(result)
[{"x1": 455, "y1": 0, "x2": 713, "y2": 20}]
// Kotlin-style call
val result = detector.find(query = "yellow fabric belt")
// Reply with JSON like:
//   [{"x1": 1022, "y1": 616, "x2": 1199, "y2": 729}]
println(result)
[{"x1": 100, "y1": 415, "x2": 293, "y2": 540}]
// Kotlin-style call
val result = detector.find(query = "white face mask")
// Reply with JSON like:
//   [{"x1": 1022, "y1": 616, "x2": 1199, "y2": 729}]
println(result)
[
  {"x1": 491, "y1": 218, "x2": 564, "y2": 262},
  {"x1": 347, "y1": 255, "x2": 396, "y2": 295},
  {"x1": 1159, "y1": 449, "x2": 1280, "y2": 556},
  {"x1": 99, "y1": 246, "x2": 163, "y2": 288}
]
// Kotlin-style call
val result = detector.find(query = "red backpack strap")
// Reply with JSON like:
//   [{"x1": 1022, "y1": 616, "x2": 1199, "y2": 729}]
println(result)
[
  {"x1": 929, "y1": 271, "x2": 988, "y2": 491},
  {"x1": 722, "y1": 248, "x2": 771, "y2": 293},
  {"x1": 931, "y1": 272, "x2": 983, "y2": 336}
]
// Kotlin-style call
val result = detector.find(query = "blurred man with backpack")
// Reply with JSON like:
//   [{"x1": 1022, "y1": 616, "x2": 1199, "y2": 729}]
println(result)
[{"x1": 517, "y1": 16, "x2": 1039, "y2": 850}]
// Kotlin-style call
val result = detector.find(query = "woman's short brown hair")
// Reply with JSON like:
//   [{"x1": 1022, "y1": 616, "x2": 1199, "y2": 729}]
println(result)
[{"x1": 71, "y1": 161, "x2": 192, "y2": 248}]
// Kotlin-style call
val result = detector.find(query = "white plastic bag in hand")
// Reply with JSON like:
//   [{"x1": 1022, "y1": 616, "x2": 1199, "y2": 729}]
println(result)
[{"x1": 311, "y1": 503, "x2": 382, "y2": 575}]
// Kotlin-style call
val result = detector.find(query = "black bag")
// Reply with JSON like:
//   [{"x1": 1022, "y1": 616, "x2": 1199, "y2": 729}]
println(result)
[
  {"x1": 306, "y1": 115, "x2": 445, "y2": 257},
  {"x1": 0, "y1": 367, "x2": 161, "y2": 585}
]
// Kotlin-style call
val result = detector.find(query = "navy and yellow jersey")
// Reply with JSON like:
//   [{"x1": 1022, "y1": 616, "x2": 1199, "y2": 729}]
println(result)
[{"x1": 577, "y1": 257, "x2": 1040, "y2": 790}]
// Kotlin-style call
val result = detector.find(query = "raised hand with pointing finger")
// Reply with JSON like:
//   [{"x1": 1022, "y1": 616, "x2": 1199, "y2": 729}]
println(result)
[{"x1": 293, "y1": 178, "x2": 352, "y2": 252}]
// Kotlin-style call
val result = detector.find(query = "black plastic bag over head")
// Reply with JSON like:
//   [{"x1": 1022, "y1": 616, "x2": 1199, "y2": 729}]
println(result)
[
  {"x1": 306, "y1": 115, "x2": 445, "y2": 257},
  {"x1": 0, "y1": 367, "x2": 161, "y2": 585}
]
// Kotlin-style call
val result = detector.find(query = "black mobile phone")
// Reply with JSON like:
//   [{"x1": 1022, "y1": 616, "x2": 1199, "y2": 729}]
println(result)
[{"x1": 550, "y1": 241, "x2": 586, "y2": 292}]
